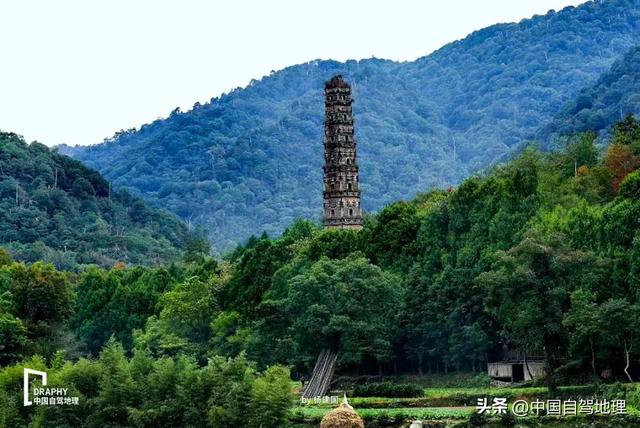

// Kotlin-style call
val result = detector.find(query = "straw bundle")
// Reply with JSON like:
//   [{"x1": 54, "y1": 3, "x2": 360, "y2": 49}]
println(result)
[{"x1": 319, "y1": 398, "x2": 364, "y2": 428}]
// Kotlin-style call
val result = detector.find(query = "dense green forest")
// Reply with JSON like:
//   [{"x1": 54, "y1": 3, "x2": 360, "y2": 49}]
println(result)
[
  {"x1": 61, "y1": 0, "x2": 640, "y2": 252},
  {"x1": 5, "y1": 116, "x2": 640, "y2": 426},
  {"x1": 0, "y1": 132, "x2": 189, "y2": 269},
  {"x1": 540, "y1": 44, "x2": 640, "y2": 144}
]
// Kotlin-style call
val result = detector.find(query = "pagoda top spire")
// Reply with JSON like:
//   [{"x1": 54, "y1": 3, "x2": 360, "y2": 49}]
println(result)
[{"x1": 325, "y1": 75, "x2": 350, "y2": 89}]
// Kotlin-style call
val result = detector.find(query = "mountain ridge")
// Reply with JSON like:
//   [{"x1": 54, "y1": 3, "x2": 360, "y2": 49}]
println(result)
[
  {"x1": 539, "y1": 44, "x2": 640, "y2": 143},
  {"x1": 0, "y1": 131, "x2": 188, "y2": 269},
  {"x1": 61, "y1": 0, "x2": 640, "y2": 252}
]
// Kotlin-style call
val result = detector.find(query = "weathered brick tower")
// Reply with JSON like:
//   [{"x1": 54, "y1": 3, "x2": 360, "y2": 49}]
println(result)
[{"x1": 323, "y1": 75, "x2": 363, "y2": 230}]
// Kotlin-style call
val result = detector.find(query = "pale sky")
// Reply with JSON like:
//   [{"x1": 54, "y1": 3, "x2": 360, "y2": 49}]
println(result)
[{"x1": 0, "y1": 0, "x2": 587, "y2": 147}]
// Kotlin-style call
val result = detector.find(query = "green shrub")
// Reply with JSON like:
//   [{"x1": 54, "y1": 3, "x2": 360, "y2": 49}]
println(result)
[
  {"x1": 467, "y1": 411, "x2": 488, "y2": 427},
  {"x1": 627, "y1": 385, "x2": 640, "y2": 410},
  {"x1": 596, "y1": 382, "x2": 633, "y2": 400},
  {"x1": 352, "y1": 382, "x2": 424, "y2": 398},
  {"x1": 248, "y1": 365, "x2": 293, "y2": 428},
  {"x1": 499, "y1": 411, "x2": 516, "y2": 427}
]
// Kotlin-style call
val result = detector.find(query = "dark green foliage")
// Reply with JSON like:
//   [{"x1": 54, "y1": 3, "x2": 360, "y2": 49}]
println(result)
[
  {"x1": 0, "y1": 312, "x2": 27, "y2": 366},
  {"x1": 0, "y1": 261, "x2": 74, "y2": 362},
  {"x1": 612, "y1": 114, "x2": 640, "y2": 149},
  {"x1": 133, "y1": 271, "x2": 223, "y2": 361},
  {"x1": 253, "y1": 254, "x2": 404, "y2": 370},
  {"x1": 88, "y1": 340, "x2": 137, "y2": 426},
  {"x1": 359, "y1": 201, "x2": 424, "y2": 271},
  {"x1": 467, "y1": 411, "x2": 489, "y2": 427},
  {"x1": 0, "y1": 343, "x2": 292, "y2": 428},
  {"x1": 221, "y1": 235, "x2": 288, "y2": 318},
  {"x1": 15, "y1": 116, "x2": 637, "y2": 388},
  {"x1": 305, "y1": 227, "x2": 360, "y2": 262},
  {"x1": 0, "y1": 132, "x2": 187, "y2": 269},
  {"x1": 248, "y1": 365, "x2": 294, "y2": 428},
  {"x1": 8, "y1": 262, "x2": 73, "y2": 327},
  {"x1": 72, "y1": 266, "x2": 177, "y2": 355},
  {"x1": 542, "y1": 46, "x2": 640, "y2": 143},
  {"x1": 402, "y1": 151, "x2": 543, "y2": 374},
  {"x1": 0, "y1": 249, "x2": 12, "y2": 267},
  {"x1": 221, "y1": 220, "x2": 317, "y2": 317},
  {"x1": 555, "y1": 132, "x2": 601, "y2": 178},
  {"x1": 352, "y1": 382, "x2": 424, "y2": 398},
  {"x1": 619, "y1": 169, "x2": 640, "y2": 198},
  {"x1": 500, "y1": 412, "x2": 517, "y2": 427},
  {"x1": 478, "y1": 232, "x2": 608, "y2": 393},
  {"x1": 62, "y1": 0, "x2": 640, "y2": 252},
  {"x1": 205, "y1": 118, "x2": 640, "y2": 379},
  {"x1": 183, "y1": 234, "x2": 212, "y2": 263}
]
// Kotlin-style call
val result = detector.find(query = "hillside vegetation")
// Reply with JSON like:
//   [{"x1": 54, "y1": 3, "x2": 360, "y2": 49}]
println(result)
[
  {"x1": 540, "y1": 44, "x2": 640, "y2": 143},
  {"x1": 0, "y1": 132, "x2": 188, "y2": 269},
  {"x1": 211, "y1": 119, "x2": 640, "y2": 392},
  {"x1": 4, "y1": 117, "x2": 640, "y2": 427},
  {"x1": 62, "y1": 0, "x2": 640, "y2": 251}
]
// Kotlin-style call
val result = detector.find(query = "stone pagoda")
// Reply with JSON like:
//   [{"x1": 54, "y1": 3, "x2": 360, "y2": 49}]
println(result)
[{"x1": 322, "y1": 75, "x2": 363, "y2": 230}]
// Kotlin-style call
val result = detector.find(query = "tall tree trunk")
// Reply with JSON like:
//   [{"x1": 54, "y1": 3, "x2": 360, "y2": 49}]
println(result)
[
  {"x1": 418, "y1": 352, "x2": 424, "y2": 375},
  {"x1": 624, "y1": 340, "x2": 633, "y2": 382}
]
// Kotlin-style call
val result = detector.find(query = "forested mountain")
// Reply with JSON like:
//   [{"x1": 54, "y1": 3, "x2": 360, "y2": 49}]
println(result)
[
  {"x1": 4, "y1": 117, "x2": 640, "y2": 428},
  {"x1": 61, "y1": 0, "x2": 640, "y2": 252},
  {"x1": 540, "y1": 44, "x2": 640, "y2": 143},
  {"x1": 0, "y1": 132, "x2": 188, "y2": 269}
]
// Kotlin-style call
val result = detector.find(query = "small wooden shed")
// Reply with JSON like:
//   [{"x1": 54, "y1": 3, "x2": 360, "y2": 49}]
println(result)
[{"x1": 488, "y1": 360, "x2": 545, "y2": 382}]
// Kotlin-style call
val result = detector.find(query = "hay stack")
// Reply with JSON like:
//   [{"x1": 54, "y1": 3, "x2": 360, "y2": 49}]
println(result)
[{"x1": 320, "y1": 395, "x2": 364, "y2": 428}]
